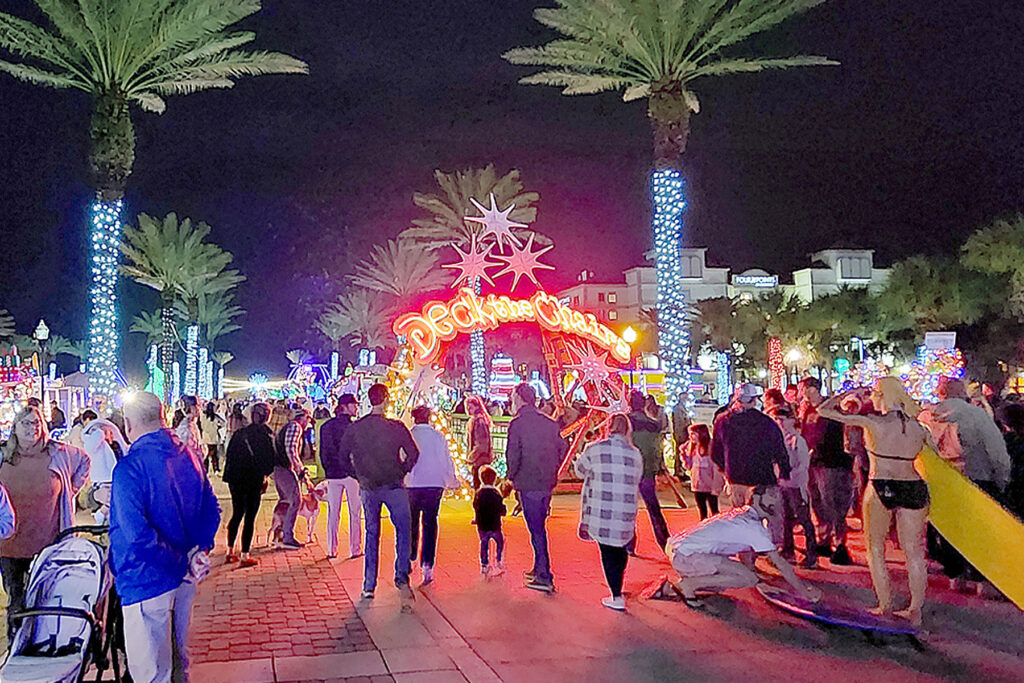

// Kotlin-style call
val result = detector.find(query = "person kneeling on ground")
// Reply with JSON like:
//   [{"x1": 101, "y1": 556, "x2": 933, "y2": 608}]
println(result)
[{"x1": 665, "y1": 489, "x2": 820, "y2": 610}]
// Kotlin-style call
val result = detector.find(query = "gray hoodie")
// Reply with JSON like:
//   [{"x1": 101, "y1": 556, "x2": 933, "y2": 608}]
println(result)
[{"x1": 931, "y1": 398, "x2": 1010, "y2": 487}]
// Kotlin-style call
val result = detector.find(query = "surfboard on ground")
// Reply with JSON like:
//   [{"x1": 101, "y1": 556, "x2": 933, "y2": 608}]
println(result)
[{"x1": 756, "y1": 583, "x2": 921, "y2": 636}]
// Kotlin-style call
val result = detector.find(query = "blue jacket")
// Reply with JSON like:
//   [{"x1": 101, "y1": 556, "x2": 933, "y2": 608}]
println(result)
[{"x1": 109, "y1": 429, "x2": 220, "y2": 605}]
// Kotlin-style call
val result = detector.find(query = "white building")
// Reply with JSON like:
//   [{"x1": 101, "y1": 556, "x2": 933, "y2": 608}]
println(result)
[{"x1": 791, "y1": 249, "x2": 890, "y2": 303}]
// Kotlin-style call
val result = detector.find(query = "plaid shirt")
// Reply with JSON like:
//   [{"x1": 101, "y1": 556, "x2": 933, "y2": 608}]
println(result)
[
  {"x1": 282, "y1": 421, "x2": 304, "y2": 473},
  {"x1": 575, "y1": 434, "x2": 643, "y2": 547}
]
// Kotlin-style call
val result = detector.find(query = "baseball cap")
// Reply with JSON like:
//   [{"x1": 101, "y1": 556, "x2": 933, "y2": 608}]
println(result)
[
  {"x1": 337, "y1": 394, "x2": 358, "y2": 406},
  {"x1": 733, "y1": 383, "x2": 763, "y2": 403}
]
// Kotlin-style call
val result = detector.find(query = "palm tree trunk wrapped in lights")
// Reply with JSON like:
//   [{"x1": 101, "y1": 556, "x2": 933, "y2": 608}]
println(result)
[{"x1": 504, "y1": 0, "x2": 836, "y2": 408}]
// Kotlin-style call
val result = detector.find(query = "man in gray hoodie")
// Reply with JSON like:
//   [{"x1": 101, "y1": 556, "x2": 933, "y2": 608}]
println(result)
[
  {"x1": 924, "y1": 378, "x2": 1010, "y2": 496},
  {"x1": 506, "y1": 383, "x2": 565, "y2": 593}
]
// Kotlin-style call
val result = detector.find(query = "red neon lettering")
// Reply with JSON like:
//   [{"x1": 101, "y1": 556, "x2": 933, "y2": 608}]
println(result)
[
  {"x1": 426, "y1": 302, "x2": 455, "y2": 338},
  {"x1": 532, "y1": 292, "x2": 561, "y2": 329},
  {"x1": 449, "y1": 299, "x2": 475, "y2": 329}
]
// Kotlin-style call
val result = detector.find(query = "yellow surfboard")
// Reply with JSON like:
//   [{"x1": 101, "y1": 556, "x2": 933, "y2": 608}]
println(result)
[{"x1": 917, "y1": 447, "x2": 1024, "y2": 608}]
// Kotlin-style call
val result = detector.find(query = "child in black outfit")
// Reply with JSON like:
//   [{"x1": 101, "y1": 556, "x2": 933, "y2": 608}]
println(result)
[{"x1": 474, "y1": 466, "x2": 506, "y2": 577}]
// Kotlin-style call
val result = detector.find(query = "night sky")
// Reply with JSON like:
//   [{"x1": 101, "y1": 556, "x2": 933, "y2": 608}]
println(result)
[{"x1": 0, "y1": 0, "x2": 1022, "y2": 377}]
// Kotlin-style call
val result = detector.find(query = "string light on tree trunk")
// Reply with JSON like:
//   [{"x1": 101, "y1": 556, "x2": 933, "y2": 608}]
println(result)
[
  {"x1": 184, "y1": 325, "x2": 199, "y2": 395},
  {"x1": 88, "y1": 200, "x2": 123, "y2": 397},
  {"x1": 768, "y1": 337, "x2": 785, "y2": 390},
  {"x1": 198, "y1": 347, "x2": 210, "y2": 399},
  {"x1": 171, "y1": 361, "x2": 181, "y2": 404},
  {"x1": 651, "y1": 169, "x2": 690, "y2": 411}
]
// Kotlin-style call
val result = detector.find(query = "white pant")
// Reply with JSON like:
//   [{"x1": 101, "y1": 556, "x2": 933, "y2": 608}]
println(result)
[
  {"x1": 325, "y1": 477, "x2": 362, "y2": 557},
  {"x1": 122, "y1": 580, "x2": 196, "y2": 683}
]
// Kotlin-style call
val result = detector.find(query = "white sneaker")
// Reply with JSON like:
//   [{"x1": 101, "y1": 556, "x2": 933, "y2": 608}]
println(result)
[
  {"x1": 491, "y1": 562, "x2": 505, "y2": 576},
  {"x1": 481, "y1": 565, "x2": 490, "y2": 577},
  {"x1": 602, "y1": 596, "x2": 626, "y2": 611},
  {"x1": 422, "y1": 564, "x2": 434, "y2": 585}
]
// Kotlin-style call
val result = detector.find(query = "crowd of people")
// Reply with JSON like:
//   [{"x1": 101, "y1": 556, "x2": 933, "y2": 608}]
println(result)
[{"x1": 0, "y1": 372, "x2": 1021, "y2": 680}]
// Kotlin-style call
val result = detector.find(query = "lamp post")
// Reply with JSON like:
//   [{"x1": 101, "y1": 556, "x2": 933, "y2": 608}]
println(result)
[
  {"x1": 33, "y1": 319, "x2": 50, "y2": 403},
  {"x1": 623, "y1": 326, "x2": 638, "y2": 390}
]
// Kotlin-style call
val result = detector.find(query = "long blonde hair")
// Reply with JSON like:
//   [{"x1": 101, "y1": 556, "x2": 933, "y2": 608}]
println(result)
[
  {"x1": 3, "y1": 406, "x2": 50, "y2": 465},
  {"x1": 874, "y1": 377, "x2": 921, "y2": 418}
]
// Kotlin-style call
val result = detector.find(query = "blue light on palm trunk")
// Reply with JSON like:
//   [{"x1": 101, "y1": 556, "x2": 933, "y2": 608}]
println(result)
[
  {"x1": 470, "y1": 276, "x2": 487, "y2": 395},
  {"x1": 88, "y1": 199, "x2": 123, "y2": 397},
  {"x1": 651, "y1": 169, "x2": 691, "y2": 409},
  {"x1": 184, "y1": 325, "x2": 199, "y2": 395}
]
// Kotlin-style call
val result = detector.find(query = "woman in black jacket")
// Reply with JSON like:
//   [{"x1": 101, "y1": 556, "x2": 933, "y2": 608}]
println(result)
[{"x1": 223, "y1": 402, "x2": 276, "y2": 566}]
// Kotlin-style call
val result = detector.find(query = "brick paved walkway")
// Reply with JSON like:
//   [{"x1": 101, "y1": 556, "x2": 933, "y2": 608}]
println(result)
[{"x1": 184, "y1": 481, "x2": 1024, "y2": 682}]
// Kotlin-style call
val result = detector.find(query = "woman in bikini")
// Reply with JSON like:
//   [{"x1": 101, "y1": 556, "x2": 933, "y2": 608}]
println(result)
[{"x1": 818, "y1": 377, "x2": 931, "y2": 625}]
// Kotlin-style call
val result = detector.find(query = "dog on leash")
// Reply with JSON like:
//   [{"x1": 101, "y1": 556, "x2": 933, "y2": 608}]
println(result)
[{"x1": 267, "y1": 479, "x2": 329, "y2": 547}]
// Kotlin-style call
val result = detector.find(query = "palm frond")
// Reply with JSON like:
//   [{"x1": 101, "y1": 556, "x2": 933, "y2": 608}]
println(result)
[
  {"x1": 0, "y1": 308, "x2": 15, "y2": 339},
  {"x1": 129, "y1": 310, "x2": 166, "y2": 347},
  {"x1": 350, "y1": 239, "x2": 448, "y2": 300}
]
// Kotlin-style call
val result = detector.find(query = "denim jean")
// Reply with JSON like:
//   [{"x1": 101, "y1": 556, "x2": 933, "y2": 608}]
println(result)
[
  {"x1": 273, "y1": 466, "x2": 300, "y2": 545},
  {"x1": 638, "y1": 477, "x2": 670, "y2": 549},
  {"x1": 408, "y1": 487, "x2": 444, "y2": 567},
  {"x1": 361, "y1": 486, "x2": 411, "y2": 592},
  {"x1": 519, "y1": 490, "x2": 553, "y2": 584},
  {"x1": 479, "y1": 530, "x2": 505, "y2": 566}
]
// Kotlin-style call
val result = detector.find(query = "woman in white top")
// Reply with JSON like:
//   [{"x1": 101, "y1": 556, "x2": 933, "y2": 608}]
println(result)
[
  {"x1": 406, "y1": 406, "x2": 458, "y2": 585},
  {"x1": 199, "y1": 401, "x2": 226, "y2": 475},
  {"x1": 818, "y1": 377, "x2": 931, "y2": 625}
]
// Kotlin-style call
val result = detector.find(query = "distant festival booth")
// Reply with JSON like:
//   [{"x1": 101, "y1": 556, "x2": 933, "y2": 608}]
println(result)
[{"x1": 385, "y1": 194, "x2": 641, "y2": 496}]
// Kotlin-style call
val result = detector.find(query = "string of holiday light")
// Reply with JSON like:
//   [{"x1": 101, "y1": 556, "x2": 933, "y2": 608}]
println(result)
[
  {"x1": 651, "y1": 170, "x2": 691, "y2": 410},
  {"x1": 184, "y1": 325, "x2": 199, "y2": 395},
  {"x1": 901, "y1": 347, "x2": 965, "y2": 403},
  {"x1": 88, "y1": 200, "x2": 123, "y2": 397},
  {"x1": 768, "y1": 337, "x2": 785, "y2": 390}
]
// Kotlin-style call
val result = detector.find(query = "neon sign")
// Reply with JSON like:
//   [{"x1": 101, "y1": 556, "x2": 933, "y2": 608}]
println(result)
[{"x1": 394, "y1": 288, "x2": 631, "y2": 365}]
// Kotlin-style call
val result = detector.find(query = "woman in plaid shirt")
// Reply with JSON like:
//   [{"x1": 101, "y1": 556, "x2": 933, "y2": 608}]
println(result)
[{"x1": 575, "y1": 414, "x2": 644, "y2": 611}]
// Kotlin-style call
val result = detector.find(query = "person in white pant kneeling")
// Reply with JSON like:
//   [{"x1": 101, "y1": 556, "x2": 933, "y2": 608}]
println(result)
[
  {"x1": 110, "y1": 392, "x2": 220, "y2": 683},
  {"x1": 319, "y1": 394, "x2": 363, "y2": 559}
]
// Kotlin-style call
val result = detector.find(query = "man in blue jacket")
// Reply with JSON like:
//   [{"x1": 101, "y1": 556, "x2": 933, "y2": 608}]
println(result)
[
  {"x1": 506, "y1": 383, "x2": 565, "y2": 593},
  {"x1": 110, "y1": 392, "x2": 220, "y2": 683}
]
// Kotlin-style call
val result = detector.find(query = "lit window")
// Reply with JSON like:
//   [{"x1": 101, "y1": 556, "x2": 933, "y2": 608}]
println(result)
[
  {"x1": 608, "y1": 293, "x2": 617, "y2": 303},
  {"x1": 608, "y1": 310, "x2": 618, "y2": 320},
  {"x1": 598, "y1": 293, "x2": 605, "y2": 302}
]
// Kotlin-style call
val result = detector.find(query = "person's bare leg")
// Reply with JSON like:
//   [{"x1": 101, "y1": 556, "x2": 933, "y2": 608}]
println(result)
[
  {"x1": 863, "y1": 487, "x2": 895, "y2": 616},
  {"x1": 676, "y1": 558, "x2": 758, "y2": 598},
  {"x1": 894, "y1": 506, "x2": 929, "y2": 625}
]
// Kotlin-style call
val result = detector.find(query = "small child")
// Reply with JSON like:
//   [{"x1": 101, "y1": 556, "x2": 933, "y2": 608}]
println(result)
[
  {"x1": 473, "y1": 466, "x2": 506, "y2": 577},
  {"x1": 681, "y1": 424, "x2": 724, "y2": 520},
  {"x1": 772, "y1": 407, "x2": 819, "y2": 569}
]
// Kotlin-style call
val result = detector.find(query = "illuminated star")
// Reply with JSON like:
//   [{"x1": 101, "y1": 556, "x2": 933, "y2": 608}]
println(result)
[
  {"x1": 407, "y1": 362, "x2": 446, "y2": 399},
  {"x1": 567, "y1": 342, "x2": 616, "y2": 389},
  {"x1": 492, "y1": 232, "x2": 555, "y2": 291},
  {"x1": 442, "y1": 238, "x2": 501, "y2": 288},
  {"x1": 465, "y1": 193, "x2": 526, "y2": 248}
]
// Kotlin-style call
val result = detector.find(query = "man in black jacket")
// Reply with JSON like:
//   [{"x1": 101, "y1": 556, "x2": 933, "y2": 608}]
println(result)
[
  {"x1": 338, "y1": 384, "x2": 419, "y2": 601},
  {"x1": 711, "y1": 384, "x2": 790, "y2": 545},
  {"x1": 223, "y1": 402, "x2": 276, "y2": 567},
  {"x1": 506, "y1": 383, "x2": 565, "y2": 593},
  {"x1": 320, "y1": 394, "x2": 362, "y2": 559}
]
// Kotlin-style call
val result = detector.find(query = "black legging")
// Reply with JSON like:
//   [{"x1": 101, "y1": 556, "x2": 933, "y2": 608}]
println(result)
[
  {"x1": 598, "y1": 543, "x2": 629, "y2": 597},
  {"x1": 0, "y1": 557, "x2": 31, "y2": 641},
  {"x1": 694, "y1": 492, "x2": 719, "y2": 520},
  {"x1": 205, "y1": 445, "x2": 221, "y2": 474},
  {"x1": 227, "y1": 482, "x2": 263, "y2": 553}
]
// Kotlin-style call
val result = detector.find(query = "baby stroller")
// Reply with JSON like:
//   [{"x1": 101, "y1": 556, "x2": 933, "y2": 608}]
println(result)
[{"x1": 1, "y1": 526, "x2": 125, "y2": 682}]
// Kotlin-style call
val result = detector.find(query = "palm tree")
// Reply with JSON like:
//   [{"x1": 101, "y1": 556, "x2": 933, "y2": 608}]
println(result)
[
  {"x1": 0, "y1": 309, "x2": 15, "y2": 339},
  {"x1": 0, "y1": 0, "x2": 306, "y2": 395},
  {"x1": 400, "y1": 166, "x2": 540, "y2": 393},
  {"x1": 130, "y1": 310, "x2": 166, "y2": 348},
  {"x1": 402, "y1": 165, "x2": 539, "y2": 248},
  {"x1": 175, "y1": 290, "x2": 245, "y2": 349},
  {"x1": 317, "y1": 290, "x2": 395, "y2": 352},
  {"x1": 505, "y1": 0, "x2": 836, "y2": 405},
  {"x1": 351, "y1": 239, "x2": 449, "y2": 302},
  {"x1": 212, "y1": 351, "x2": 234, "y2": 368},
  {"x1": 121, "y1": 212, "x2": 244, "y2": 401}
]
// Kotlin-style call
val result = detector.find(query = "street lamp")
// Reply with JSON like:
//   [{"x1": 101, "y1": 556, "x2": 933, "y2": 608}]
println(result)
[
  {"x1": 623, "y1": 326, "x2": 638, "y2": 389},
  {"x1": 34, "y1": 319, "x2": 49, "y2": 403},
  {"x1": 784, "y1": 348, "x2": 803, "y2": 386}
]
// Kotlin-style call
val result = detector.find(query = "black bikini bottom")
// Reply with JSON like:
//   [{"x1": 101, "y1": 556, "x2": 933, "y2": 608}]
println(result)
[{"x1": 871, "y1": 479, "x2": 930, "y2": 511}]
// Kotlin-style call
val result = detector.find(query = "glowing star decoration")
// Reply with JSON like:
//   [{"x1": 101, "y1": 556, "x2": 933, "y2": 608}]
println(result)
[
  {"x1": 491, "y1": 233, "x2": 555, "y2": 291},
  {"x1": 465, "y1": 194, "x2": 526, "y2": 248},
  {"x1": 406, "y1": 362, "x2": 445, "y2": 401},
  {"x1": 567, "y1": 342, "x2": 616, "y2": 388},
  {"x1": 442, "y1": 238, "x2": 501, "y2": 288}
]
